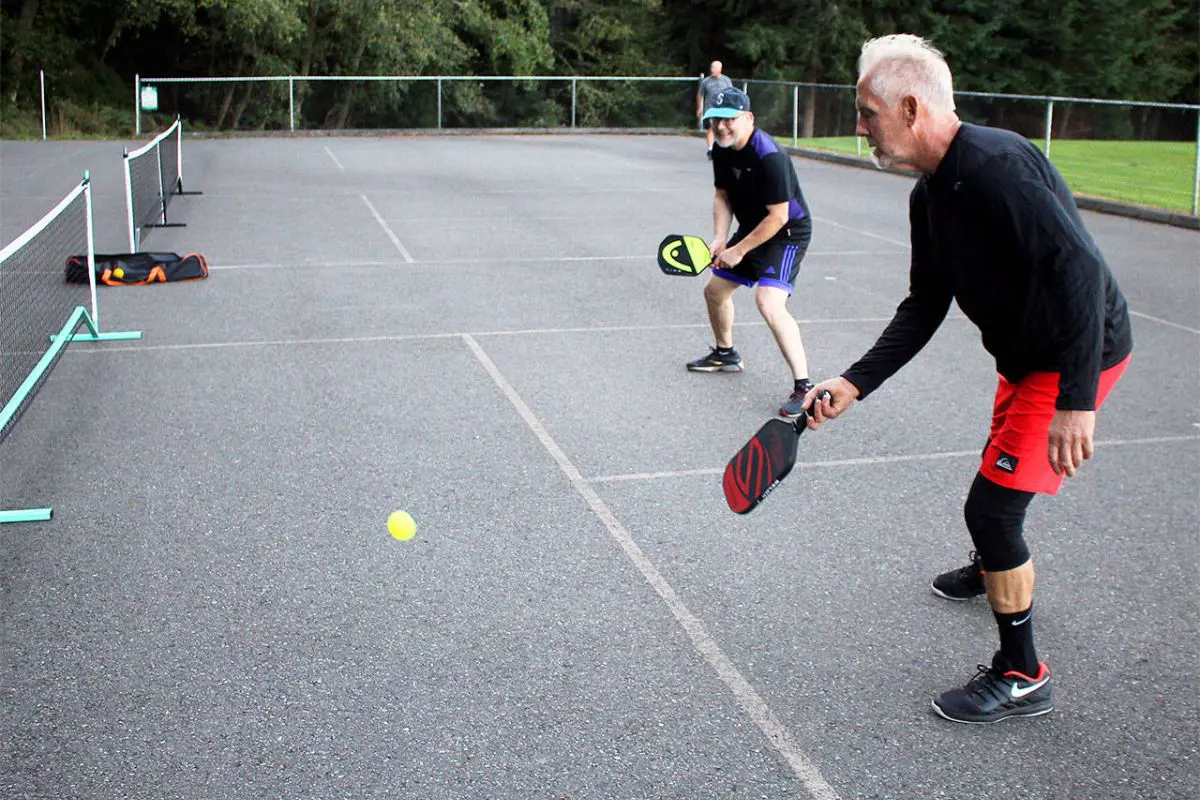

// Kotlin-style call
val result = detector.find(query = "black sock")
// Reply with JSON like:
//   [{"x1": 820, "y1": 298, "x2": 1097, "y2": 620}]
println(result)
[
  {"x1": 716, "y1": 345, "x2": 733, "y2": 355},
  {"x1": 994, "y1": 604, "x2": 1038, "y2": 676},
  {"x1": 794, "y1": 377, "x2": 813, "y2": 392}
]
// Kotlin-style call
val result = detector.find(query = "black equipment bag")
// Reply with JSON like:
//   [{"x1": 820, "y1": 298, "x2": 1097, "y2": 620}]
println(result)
[{"x1": 65, "y1": 252, "x2": 209, "y2": 285}]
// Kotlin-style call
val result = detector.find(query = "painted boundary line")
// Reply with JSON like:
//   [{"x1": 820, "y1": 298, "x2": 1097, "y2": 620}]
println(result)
[
  {"x1": 360, "y1": 194, "x2": 414, "y2": 262},
  {"x1": 204, "y1": 250, "x2": 895, "y2": 271},
  {"x1": 323, "y1": 145, "x2": 345, "y2": 171},
  {"x1": 1130, "y1": 310, "x2": 1200, "y2": 335},
  {"x1": 67, "y1": 316, "x2": 931, "y2": 354},
  {"x1": 587, "y1": 435, "x2": 1200, "y2": 484},
  {"x1": 461, "y1": 332, "x2": 840, "y2": 800}
]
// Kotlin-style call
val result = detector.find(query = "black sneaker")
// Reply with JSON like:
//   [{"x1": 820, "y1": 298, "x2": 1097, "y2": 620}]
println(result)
[
  {"x1": 931, "y1": 551, "x2": 986, "y2": 600},
  {"x1": 932, "y1": 653, "x2": 1054, "y2": 724},
  {"x1": 779, "y1": 380, "x2": 815, "y2": 418},
  {"x1": 686, "y1": 347, "x2": 743, "y2": 373}
]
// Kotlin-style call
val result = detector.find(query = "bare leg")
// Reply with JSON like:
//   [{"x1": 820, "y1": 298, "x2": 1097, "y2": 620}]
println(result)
[
  {"x1": 703, "y1": 275, "x2": 740, "y2": 348},
  {"x1": 755, "y1": 286, "x2": 808, "y2": 380},
  {"x1": 984, "y1": 560, "x2": 1035, "y2": 613}
]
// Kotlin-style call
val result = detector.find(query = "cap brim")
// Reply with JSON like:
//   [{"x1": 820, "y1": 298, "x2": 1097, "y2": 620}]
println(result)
[{"x1": 702, "y1": 108, "x2": 743, "y2": 121}]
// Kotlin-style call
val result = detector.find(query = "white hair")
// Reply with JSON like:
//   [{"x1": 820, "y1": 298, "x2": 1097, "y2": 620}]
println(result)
[{"x1": 858, "y1": 34, "x2": 955, "y2": 113}]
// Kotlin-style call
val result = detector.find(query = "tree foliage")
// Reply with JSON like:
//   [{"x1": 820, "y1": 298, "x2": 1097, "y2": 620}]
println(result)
[{"x1": 1, "y1": 0, "x2": 1194, "y2": 133}]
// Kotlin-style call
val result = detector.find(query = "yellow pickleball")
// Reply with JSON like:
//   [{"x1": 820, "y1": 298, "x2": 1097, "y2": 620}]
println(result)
[
  {"x1": 387, "y1": 510, "x2": 417, "y2": 541},
  {"x1": 113, "y1": 267, "x2": 125, "y2": 279}
]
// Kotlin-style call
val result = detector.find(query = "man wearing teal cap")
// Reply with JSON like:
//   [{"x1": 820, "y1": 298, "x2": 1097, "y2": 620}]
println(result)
[{"x1": 686, "y1": 87, "x2": 818, "y2": 420}]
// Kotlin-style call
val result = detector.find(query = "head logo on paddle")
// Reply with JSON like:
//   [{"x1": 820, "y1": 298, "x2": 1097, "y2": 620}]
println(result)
[{"x1": 657, "y1": 234, "x2": 713, "y2": 277}]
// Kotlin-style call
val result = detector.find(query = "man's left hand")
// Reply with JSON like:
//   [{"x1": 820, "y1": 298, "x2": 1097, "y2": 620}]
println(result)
[
  {"x1": 1048, "y1": 409, "x2": 1095, "y2": 477},
  {"x1": 716, "y1": 247, "x2": 744, "y2": 269}
]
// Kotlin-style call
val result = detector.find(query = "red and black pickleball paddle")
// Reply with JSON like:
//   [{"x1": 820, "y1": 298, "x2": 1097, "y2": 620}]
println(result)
[{"x1": 722, "y1": 393, "x2": 828, "y2": 514}]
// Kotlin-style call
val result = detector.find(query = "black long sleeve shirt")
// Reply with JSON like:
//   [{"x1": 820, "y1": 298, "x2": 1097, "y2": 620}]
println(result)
[{"x1": 842, "y1": 123, "x2": 1132, "y2": 410}]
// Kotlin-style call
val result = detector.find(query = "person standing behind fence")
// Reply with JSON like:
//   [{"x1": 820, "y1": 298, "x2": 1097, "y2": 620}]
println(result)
[
  {"x1": 802, "y1": 33, "x2": 1133, "y2": 724},
  {"x1": 697, "y1": 61, "x2": 733, "y2": 160}
]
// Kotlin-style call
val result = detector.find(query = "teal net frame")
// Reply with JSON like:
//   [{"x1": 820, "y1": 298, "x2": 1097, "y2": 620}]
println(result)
[{"x1": 0, "y1": 176, "x2": 143, "y2": 524}]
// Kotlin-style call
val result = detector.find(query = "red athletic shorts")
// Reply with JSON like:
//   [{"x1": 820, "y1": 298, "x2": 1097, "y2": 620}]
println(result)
[{"x1": 980, "y1": 355, "x2": 1130, "y2": 495}]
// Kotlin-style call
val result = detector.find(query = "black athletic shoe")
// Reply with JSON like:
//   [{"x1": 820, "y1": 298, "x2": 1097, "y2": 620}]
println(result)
[
  {"x1": 779, "y1": 380, "x2": 815, "y2": 418},
  {"x1": 686, "y1": 347, "x2": 743, "y2": 373},
  {"x1": 932, "y1": 653, "x2": 1054, "y2": 724},
  {"x1": 931, "y1": 551, "x2": 986, "y2": 600}
]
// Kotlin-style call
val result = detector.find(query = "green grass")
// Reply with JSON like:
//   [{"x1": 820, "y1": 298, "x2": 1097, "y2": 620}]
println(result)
[{"x1": 793, "y1": 136, "x2": 1197, "y2": 214}]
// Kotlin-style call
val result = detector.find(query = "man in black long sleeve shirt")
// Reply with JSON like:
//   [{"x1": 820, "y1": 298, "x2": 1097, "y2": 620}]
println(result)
[{"x1": 804, "y1": 34, "x2": 1132, "y2": 724}]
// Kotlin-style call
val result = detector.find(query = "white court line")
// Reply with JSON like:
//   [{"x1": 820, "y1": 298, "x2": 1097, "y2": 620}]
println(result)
[
  {"x1": 812, "y1": 216, "x2": 910, "y2": 248},
  {"x1": 323, "y1": 146, "x2": 345, "y2": 171},
  {"x1": 205, "y1": 250, "x2": 891, "y2": 271},
  {"x1": 70, "y1": 317, "x2": 920, "y2": 354},
  {"x1": 360, "y1": 194, "x2": 415, "y2": 263},
  {"x1": 588, "y1": 435, "x2": 1200, "y2": 484},
  {"x1": 1130, "y1": 310, "x2": 1200, "y2": 335},
  {"x1": 461, "y1": 333, "x2": 839, "y2": 800}
]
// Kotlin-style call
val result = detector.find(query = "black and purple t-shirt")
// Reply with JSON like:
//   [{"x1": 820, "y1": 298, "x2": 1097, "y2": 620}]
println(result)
[{"x1": 713, "y1": 129, "x2": 811, "y2": 243}]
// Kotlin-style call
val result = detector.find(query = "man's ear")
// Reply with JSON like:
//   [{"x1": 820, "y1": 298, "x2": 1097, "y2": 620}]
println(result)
[{"x1": 901, "y1": 95, "x2": 919, "y2": 126}]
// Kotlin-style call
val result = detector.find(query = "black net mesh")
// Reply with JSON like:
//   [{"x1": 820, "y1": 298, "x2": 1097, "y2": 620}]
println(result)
[
  {"x1": 0, "y1": 183, "x2": 89, "y2": 443},
  {"x1": 128, "y1": 120, "x2": 184, "y2": 246},
  {"x1": 127, "y1": 145, "x2": 164, "y2": 246},
  {"x1": 159, "y1": 122, "x2": 182, "y2": 196}
]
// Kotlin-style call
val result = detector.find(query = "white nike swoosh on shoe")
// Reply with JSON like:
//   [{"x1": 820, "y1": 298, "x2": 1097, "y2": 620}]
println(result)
[{"x1": 1010, "y1": 676, "x2": 1050, "y2": 698}]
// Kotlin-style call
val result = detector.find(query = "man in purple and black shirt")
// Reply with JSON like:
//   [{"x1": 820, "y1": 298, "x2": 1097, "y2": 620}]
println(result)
[{"x1": 686, "y1": 86, "x2": 817, "y2": 419}]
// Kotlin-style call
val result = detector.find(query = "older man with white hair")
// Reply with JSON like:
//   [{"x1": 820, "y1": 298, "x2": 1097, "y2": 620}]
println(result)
[{"x1": 803, "y1": 34, "x2": 1133, "y2": 724}]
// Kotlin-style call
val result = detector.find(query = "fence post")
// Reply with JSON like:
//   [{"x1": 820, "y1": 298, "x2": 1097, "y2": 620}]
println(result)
[
  {"x1": 288, "y1": 77, "x2": 295, "y2": 132},
  {"x1": 1192, "y1": 112, "x2": 1199, "y2": 216},
  {"x1": 135, "y1": 74, "x2": 141, "y2": 136},
  {"x1": 40, "y1": 69, "x2": 47, "y2": 140},
  {"x1": 792, "y1": 84, "x2": 798, "y2": 147},
  {"x1": 1044, "y1": 98, "x2": 1054, "y2": 158},
  {"x1": 571, "y1": 78, "x2": 577, "y2": 128},
  {"x1": 437, "y1": 78, "x2": 443, "y2": 129}
]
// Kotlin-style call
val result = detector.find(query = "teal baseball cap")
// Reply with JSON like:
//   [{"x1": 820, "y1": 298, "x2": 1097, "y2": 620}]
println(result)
[{"x1": 702, "y1": 87, "x2": 751, "y2": 120}]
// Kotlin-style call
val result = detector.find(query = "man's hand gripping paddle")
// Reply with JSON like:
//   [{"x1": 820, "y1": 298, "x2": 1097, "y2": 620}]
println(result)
[
  {"x1": 722, "y1": 391, "x2": 830, "y2": 514},
  {"x1": 657, "y1": 234, "x2": 713, "y2": 276}
]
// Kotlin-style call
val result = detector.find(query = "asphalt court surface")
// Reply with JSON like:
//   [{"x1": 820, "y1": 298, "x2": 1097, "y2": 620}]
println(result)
[{"x1": 1, "y1": 134, "x2": 1197, "y2": 799}]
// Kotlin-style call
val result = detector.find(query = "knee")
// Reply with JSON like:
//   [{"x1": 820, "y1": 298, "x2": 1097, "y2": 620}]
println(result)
[
  {"x1": 964, "y1": 473, "x2": 1035, "y2": 572},
  {"x1": 703, "y1": 281, "x2": 727, "y2": 307},
  {"x1": 754, "y1": 288, "x2": 788, "y2": 321}
]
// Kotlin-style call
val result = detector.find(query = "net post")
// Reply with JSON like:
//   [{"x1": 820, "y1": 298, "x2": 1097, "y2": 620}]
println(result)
[
  {"x1": 792, "y1": 84, "x2": 798, "y2": 147},
  {"x1": 83, "y1": 174, "x2": 99, "y2": 328},
  {"x1": 155, "y1": 145, "x2": 167, "y2": 225},
  {"x1": 135, "y1": 73, "x2": 141, "y2": 137},
  {"x1": 123, "y1": 147, "x2": 137, "y2": 251},
  {"x1": 571, "y1": 78, "x2": 577, "y2": 129},
  {"x1": 437, "y1": 78, "x2": 443, "y2": 129},
  {"x1": 289, "y1": 77, "x2": 295, "y2": 131},
  {"x1": 176, "y1": 114, "x2": 184, "y2": 192}
]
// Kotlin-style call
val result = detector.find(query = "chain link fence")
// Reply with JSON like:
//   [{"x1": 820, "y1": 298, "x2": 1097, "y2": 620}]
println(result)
[{"x1": 135, "y1": 74, "x2": 1199, "y2": 217}]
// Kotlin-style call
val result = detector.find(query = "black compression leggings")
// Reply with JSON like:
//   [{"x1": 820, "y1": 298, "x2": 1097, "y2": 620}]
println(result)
[{"x1": 964, "y1": 472, "x2": 1036, "y2": 572}]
